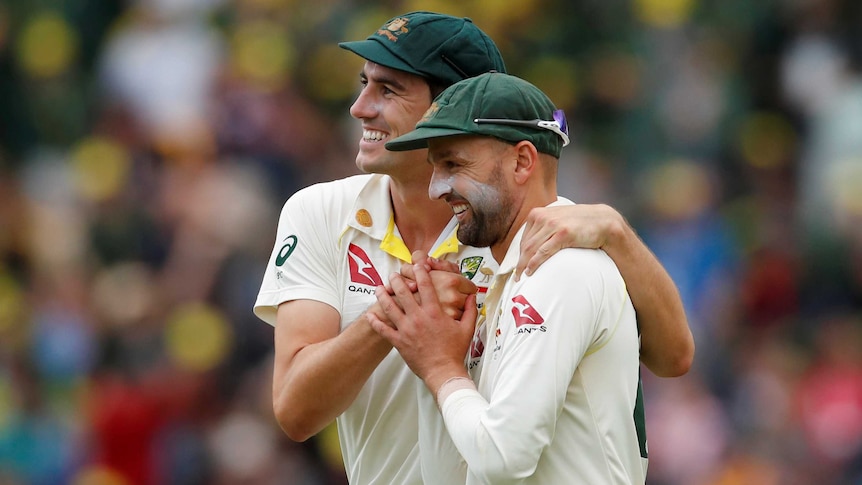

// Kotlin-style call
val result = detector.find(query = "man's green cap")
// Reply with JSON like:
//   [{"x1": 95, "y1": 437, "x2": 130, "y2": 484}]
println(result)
[
  {"x1": 385, "y1": 72, "x2": 567, "y2": 158},
  {"x1": 338, "y1": 11, "x2": 506, "y2": 87}
]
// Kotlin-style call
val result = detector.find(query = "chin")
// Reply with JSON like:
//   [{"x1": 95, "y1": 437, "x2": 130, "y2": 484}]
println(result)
[
  {"x1": 355, "y1": 152, "x2": 380, "y2": 172},
  {"x1": 356, "y1": 160, "x2": 392, "y2": 176}
]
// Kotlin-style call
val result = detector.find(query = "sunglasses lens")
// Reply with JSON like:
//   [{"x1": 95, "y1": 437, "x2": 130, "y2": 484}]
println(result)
[{"x1": 553, "y1": 109, "x2": 568, "y2": 136}]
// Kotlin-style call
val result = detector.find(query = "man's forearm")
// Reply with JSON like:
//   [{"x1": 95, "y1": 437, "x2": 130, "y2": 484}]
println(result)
[
  {"x1": 273, "y1": 309, "x2": 393, "y2": 441},
  {"x1": 604, "y1": 219, "x2": 694, "y2": 377}
]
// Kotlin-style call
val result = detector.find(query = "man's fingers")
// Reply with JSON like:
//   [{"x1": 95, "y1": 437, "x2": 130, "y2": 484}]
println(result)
[
  {"x1": 516, "y1": 229, "x2": 553, "y2": 280},
  {"x1": 388, "y1": 273, "x2": 420, "y2": 311},
  {"x1": 517, "y1": 208, "x2": 551, "y2": 278},
  {"x1": 427, "y1": 257, "x2": 459, "y2": 274},
  {"x1": 410, "y1": 249, "x2": 431, "y2": 268},
  {"x1": 399, "y1": 264, "x2": 422, "y2": 293},
  {"x1": 526, "y1": 237, "x2": 562, "y2": 277},
  {"x1": 412, "y1": 262, "x2": 442, "y2": 310},
  {"x1": 461, "y1": 293, "x2": 478, "y2": 326},
  {"x1": 457, "y1": 275, "x2": 478, "y2": 294},
  {"x1": 400, "y1": 262, "x2": 416, "y2": 280},
  {"x1": 375, "y1": 285, "x2": 408, "y2": 324},
  {"x1": 396, "y1": 265, "x2": 420, "y2": 292},
  {"x1": 367, "y1": 312, "x2": 399, "y2": 344}
]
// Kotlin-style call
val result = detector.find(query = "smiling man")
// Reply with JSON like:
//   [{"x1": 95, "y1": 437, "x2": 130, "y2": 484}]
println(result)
[{"x1": 372, "y1": 72, "x2": 646, "y2": 484}]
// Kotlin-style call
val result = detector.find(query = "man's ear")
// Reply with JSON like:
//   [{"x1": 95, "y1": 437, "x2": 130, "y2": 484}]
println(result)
[{"x1": 512, "y1": 141, "x2": 540, "y2": 185}]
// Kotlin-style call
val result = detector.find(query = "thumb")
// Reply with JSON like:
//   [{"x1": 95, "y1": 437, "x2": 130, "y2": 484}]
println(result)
[{"x1": 460, "y1": 293, "x2": 479, "y2": 328}]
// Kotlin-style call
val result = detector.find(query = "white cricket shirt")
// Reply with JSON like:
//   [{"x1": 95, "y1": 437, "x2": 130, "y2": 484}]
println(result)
[
  {"x1": 254, "y1": 173, "x2": 497, "y2": 485},
  {"x1": 426, "y1": 199, "x2": 646, "y2": 485}
]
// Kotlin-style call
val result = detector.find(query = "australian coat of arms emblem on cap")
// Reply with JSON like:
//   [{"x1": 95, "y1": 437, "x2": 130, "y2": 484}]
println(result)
[
  {"x1": 420, "y1": 102, "x2": 439, "y2": 123},
  {"x1": 378, "y1": 17, "x2": 409, "y2": 41}
]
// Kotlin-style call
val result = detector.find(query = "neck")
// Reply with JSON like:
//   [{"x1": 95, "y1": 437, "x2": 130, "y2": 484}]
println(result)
[
  {"x1": 388, "y1": 176, "x2": 454, "y2": 254},
  {"x1": 490, "y1": 182, "x2": 558, "y2": 264}
]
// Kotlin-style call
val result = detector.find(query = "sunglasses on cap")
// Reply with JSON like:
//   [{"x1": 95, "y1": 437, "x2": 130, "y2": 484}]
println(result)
[{"x1": 473, "y1": 109, "x2": 570, "y2": 147}]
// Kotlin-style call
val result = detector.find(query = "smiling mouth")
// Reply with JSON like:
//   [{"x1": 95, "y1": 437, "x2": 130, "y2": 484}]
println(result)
[
  {"x1": 452, "y1": 203, "x2": 469, "y2": 216},
  {"x1": 362, "y1": 129, "x2": 388, "y2": 142}
]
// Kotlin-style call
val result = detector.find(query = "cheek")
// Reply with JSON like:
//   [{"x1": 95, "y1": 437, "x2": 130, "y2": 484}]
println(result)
[
  {"x1": 393, "y1": 105, "x2": 426, "y2": 134},
  {"x1": 466, "y1": 179, "x2": 504, "y2": 206}
]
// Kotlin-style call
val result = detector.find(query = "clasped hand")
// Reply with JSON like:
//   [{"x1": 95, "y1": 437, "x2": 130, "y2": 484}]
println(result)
[{"x1": 366, "y1": 250, "x2": 478, "y2": 385}]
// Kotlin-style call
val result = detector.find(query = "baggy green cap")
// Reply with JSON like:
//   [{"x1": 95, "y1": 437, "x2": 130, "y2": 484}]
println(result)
[
  {"x1": 385, "y1": 72, "x2": 568, "y2": 158},
  {"x1": 338, "y1": 11, "x2": 506, "y2": 87}
]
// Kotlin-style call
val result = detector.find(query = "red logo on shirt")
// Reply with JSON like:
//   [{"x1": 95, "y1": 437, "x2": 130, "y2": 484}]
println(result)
[
  {"x1": 469, "y1": 333, "x2": 485, "y2": 358},
  {"x1": 511, "y1": 295, "x2": 544, "y2": 327},
  {"x1": 347, "y1": 244, "x2": 384, "y2": 286}
]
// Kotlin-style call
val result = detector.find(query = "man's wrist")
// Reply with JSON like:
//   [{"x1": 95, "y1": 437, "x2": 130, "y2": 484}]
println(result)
[
  {"x1": 435, "y1": 376, "x2": 476, "y2": 410},
  {"x1": 600, "y1": 207, "x2": 633, "y2": 255}
]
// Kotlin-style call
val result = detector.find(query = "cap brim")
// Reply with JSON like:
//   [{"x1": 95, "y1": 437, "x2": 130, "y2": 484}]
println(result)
[
  {"x1": 338, "y1": 40, "x2": 422, "y2": 77},
  {"x1": 385, "y1": 127, "x2": 472, "y2": 152}
]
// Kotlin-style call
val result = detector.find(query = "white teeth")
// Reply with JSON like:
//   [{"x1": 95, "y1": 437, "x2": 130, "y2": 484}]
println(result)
[
  {"x1": 452, "y1": 204, "x2": 468, "y2": 215},
  {"x1": 362, "y1": 130, "x2": 388, "y2": 142}
]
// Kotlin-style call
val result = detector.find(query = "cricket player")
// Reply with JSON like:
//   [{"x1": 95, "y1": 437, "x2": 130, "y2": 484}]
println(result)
[
  {"x1": 254, "y1": 12, "x2": 691, "y2": 485},
  {"x1": 374, "y1": 72, "x2": 645, "y2": 484}
]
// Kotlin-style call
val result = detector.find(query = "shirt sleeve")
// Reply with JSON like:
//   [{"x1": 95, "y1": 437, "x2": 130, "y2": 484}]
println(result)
[
  {"x1": 440, "y1": 248, "x2": 627, "y2": 483},
  {"x1": 253, "y1": 185, "x2": 342, "y2": 326}
]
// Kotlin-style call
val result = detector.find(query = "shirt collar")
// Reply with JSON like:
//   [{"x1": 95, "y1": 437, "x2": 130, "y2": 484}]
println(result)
[
  {"x1": 497, "y1": 197, "x2": 575, "y2": 275},
  {"x1": 345, "y1": 174, "x2": 393, "y2": 240},
  {"x1": 344, "y1": 174, "x2": 462, "y2": 263}
]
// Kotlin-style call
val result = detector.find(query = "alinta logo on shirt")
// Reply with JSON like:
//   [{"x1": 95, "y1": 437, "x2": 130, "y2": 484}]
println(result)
[
  {"x1": 511, "y1": 295, "x2": 547, "y2": 334},
  {"x1": 347, "y1": 244, "x2": 384, "y2": 293}
]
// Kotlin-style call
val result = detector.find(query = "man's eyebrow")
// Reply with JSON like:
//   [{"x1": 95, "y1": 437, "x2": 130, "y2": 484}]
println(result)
[
  {"x1": 428, "y1": 148, "x2": 458, "y2": 164},
  {"x1": 363, "y1": 71, "x2": 408, "y2": 92}
]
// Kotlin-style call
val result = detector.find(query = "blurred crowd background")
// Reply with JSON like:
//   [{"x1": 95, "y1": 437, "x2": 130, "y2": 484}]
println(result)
[{"x1": 0, "y1": 0, "x2": 861, "y2": 484}]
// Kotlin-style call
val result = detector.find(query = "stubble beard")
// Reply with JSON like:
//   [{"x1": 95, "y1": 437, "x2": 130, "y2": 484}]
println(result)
[{"x1": 456, "y1": 171, "x2": 514, "y2": 249}]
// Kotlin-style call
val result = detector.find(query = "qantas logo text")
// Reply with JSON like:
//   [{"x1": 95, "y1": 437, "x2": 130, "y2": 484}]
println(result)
[{"x1": 347, "y1": 244, "x2": 384, "y2": 288}]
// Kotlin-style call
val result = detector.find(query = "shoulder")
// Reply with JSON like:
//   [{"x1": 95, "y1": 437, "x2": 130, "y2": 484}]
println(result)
[
  {"x1": 280, "y1": 173, "x2": 376, "y2": 215},
  {"x1": 511, "y1": 248, "x2": 631, "y2": 340},
  {"x1": 269, "y1": 174, "x2": 378, "y2": 238},
  {"x1": 527, "y1": 248, "x2": 624, "y2": 291},
  {"x1": 287, "y1": 173, "x2": 375, "y2": 204},
  {"x1": 545, "y1": 247, "x2": 617, "y2": 275}
]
